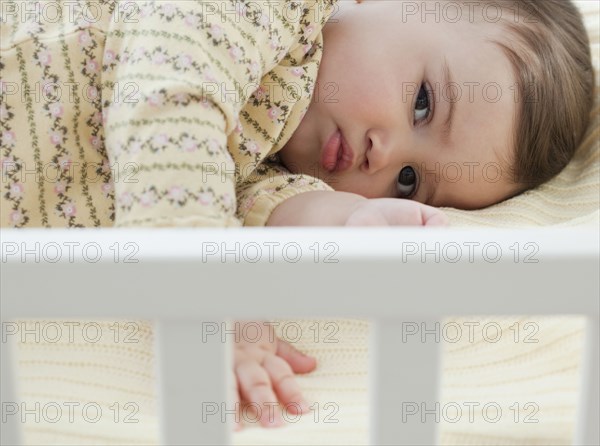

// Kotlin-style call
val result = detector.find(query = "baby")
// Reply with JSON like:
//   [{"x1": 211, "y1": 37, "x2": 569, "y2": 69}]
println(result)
[{"x1": 1, "y1": 0, "x2": 594, "y2": 432}]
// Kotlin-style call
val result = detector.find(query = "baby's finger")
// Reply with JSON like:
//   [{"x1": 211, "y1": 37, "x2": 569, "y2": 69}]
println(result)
[
  {"x1": 388, "y1": 202, "x2": 449, "y2": 227},
  {"x1": 263, "y1": 354, "x2": 311, "y2": 415},
  {"x1": 276, "y1": 339, "x2": 317, "y2": 374},
  {"x1": 420, "y1": 207, "x2": 449, "y2": 226},
  {"x1": 236, "y1": 358, "x2": 285, "y2": 427}
]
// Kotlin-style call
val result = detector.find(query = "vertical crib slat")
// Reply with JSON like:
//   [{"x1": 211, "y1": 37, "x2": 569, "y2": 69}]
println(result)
[
  {"x1": 370, "y1": 318, "x2": 440, "y2": 445},
  {"x1": 574, "y1": 315, "x2": 600, "y2": 446},
  {"x1": 156, "y1": 320, "x2": 230, "y2": 445},
  {"x1": 1, "y1": 337, "x2": 22, "y2": 445}
]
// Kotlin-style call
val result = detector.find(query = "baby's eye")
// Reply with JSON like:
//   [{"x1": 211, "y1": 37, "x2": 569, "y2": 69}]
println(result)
[
  {"x1": 397, "y1": 166, "x2": 418, "y2": 198},
  {"x1": 414, "y1": 83, "x2": 432, "y2": 124}
]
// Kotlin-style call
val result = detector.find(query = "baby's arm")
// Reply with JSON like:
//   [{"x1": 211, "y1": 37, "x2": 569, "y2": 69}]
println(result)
[{"x1": 267, "y1": 191, "x2": 449, "y2": 226}]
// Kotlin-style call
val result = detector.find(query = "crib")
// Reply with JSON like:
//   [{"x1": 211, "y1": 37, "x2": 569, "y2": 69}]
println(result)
[{"x1": 1, "y1": 227, "x2": 598, "y2": 445}]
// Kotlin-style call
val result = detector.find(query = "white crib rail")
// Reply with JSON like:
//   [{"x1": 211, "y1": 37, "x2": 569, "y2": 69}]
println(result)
[{"x1": 1, "y1": 228, "x2": 599, "y2": 445}]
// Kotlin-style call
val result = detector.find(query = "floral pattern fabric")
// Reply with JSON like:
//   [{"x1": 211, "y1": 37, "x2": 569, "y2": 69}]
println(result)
[{"x1": 1, "y1": 0, "x2": 337, "y2": 228}]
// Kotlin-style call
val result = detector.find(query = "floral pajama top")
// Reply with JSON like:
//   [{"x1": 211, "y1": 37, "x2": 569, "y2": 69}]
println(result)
[{"x1": 1, "y1": 0, "x2": 338, "y2": 228}]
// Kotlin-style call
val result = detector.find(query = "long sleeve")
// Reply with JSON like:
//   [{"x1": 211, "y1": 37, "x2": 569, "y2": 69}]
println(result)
[
  {"x1": 236, "y1": 158, "x2": 334, "y2": 226},
  {"x1": 101, "y1": 0, "x2": 337, "y2": 227}
]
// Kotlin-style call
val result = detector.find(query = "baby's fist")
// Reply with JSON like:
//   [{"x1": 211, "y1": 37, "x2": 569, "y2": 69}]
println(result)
[{"x1": 345, "y1": 198, "x2": 448, "y2": 226}]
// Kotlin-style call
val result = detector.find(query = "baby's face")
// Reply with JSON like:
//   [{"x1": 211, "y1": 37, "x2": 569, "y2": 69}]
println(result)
[{"x1": 279, "y1": 0, "x2": 522, "y2": 209}]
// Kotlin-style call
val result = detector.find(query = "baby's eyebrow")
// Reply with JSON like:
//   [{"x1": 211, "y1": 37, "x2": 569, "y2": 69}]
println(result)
[{"x1": 441, "y1": 58, "x2": 456, "y2": 148}]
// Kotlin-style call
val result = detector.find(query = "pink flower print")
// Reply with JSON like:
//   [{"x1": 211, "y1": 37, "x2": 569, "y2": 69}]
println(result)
[
  {"x1": 268, "y1": 106, "x2": 283, "y2": 121},
  {"x1": 104, "y1": 49, "x2": 116, "y2": 64},
  {"x1": 58, "y1": 156, "x2": 72, "y2": 171},
  {"x1": 9, "y1": 182, "x2": 25, "y2": 199},
  {"x1": 101, "y1": 182, "x2": 113, "y2": 197},
  {"x1": 229, "y1": 46, "x2": 242, "y2": 62},
  {"x1": 222, "y1": 193, "x2": 233, "y2": 208},
  {"x1": 61, "y1": 201, "x2": 77, "y2": 217},
  {"x1": 173, "y1": 92, "x2": 189, "y2": 105},
  {"x1": 91, "y1": 111, "x2": 102, "y2": 125},
  {"x1": 168, "y1": 186, "x2": 185, "y2": 202},
  {"x1": 269, "y1": 37, "x2": 279, "y2": 50},
  {"x1": 101, "y1": 159, "x2": 112, "y2": 174},
  {"x1": 207, "y1": 138, "x2": 220, "y2": 155},
  {"x1": 254, "y1": 86, "x2": 267, "y2": 101},
  {"x1": 153, "y1": 133, "x2": 169, "y2": 146},
  {"x1": 131, "y1": 46, "x2": 146, "y2": 61},
  {"x1": 246, "y1": 140, "x2": 260, "y2": 154},
  {"x1": 177, "y1": 54, "x2": 193, "y2": 69},
  {"x1": 49, "y1": 131, "x2": 63, "y2": 146},
  {"x1": 38, "y1": 49, "x2": 52, "y2": 66},
  {"x1": 200, "y1": 97, "x2": 211, "y2": 109},
  {"x1": 161, "y1": 3, "x2": 176, "y2": 18},
  {"x1": 86, "y1": 86, "x2": 99, "y2": 101},
  {"x1": 40, "y1": 77, "x2": 55, "y2": 93},
  {"x1": 203, "y1": 69, "x2": 217, "y2": 83},
  {"x1": 129, "y1": 139, "x2": 142, "y2": 154},
  {"x1": 140, "y1": 189, "x2": 157, "y2": 207},
  {"x1": 210, "y1": 24, "x2": 223, "y2": 38},
  {"x1": 152, "y1": 51, "x2": 167, "y2": 65},
  {"x1": 78, "y1": 30, "x2": 92, "y2": 47},
  {"x1": 259, "y1": 13, "x2": 270, "y2": 26},
  {"x1": 86, "y1": 59, "x2": 100, "y2": 73},
  {"x1": 147, "y1": 92, "x2": 165, "y2": 107},
  {"x1": 2, "y1": 131, "x2": 16, "y2": 147},
  {"x1": 249, "y1": 61, "x2": 260, "y2": 77},
  {"x1": 9, "y1": 210, "x2": 24, "y2": 226},
  {"x1": 304, "y1": 25, "x2": 315, "y2": 36},
  {"x1": 303, "y1": 44, "x2": 313, "y2": 55},
  {"x1": 54, "y1": 180, "x2": 67, "y2": 195},
  {"x1": 90, "y1": 135, "x2": 102, "y2": 149},
  {"x1": 119, "y1": 192, "x2": 133, "y2": 207},
  {"x1": 181, "y1": 136, "x2": 198, "y2": 152},
  {"x1": 48, "y1": 102, "x2": 64, "y2": 118},
  {"x1": 197, "y1": 192, "x2": 213, "y2": 206},
  {"x1": 139, "y1": 3, "x2": 153, "y2": 18},
  {"x1": 185, "y1": 14, "x2": 199, "y2": 27},
  {"x1": 290, "y1": 67, "x2": 303, "y2": 77}
]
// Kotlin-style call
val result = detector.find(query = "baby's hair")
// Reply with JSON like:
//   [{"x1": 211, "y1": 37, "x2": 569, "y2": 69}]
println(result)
[{"x1": 455, "y1": 0, "x2": 595, "y2": 191}]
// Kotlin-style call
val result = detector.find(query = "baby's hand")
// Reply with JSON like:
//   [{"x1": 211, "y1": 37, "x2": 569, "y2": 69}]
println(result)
[
  {"x1": 345, "y1": 198, "x2": 448, "y2": 226},
  {"x1": 267, "y1": 191, "x2": 447, "y2": 226},
  {"x1": 231, "y1": 321, "x2": 315, "y2": 430}
]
